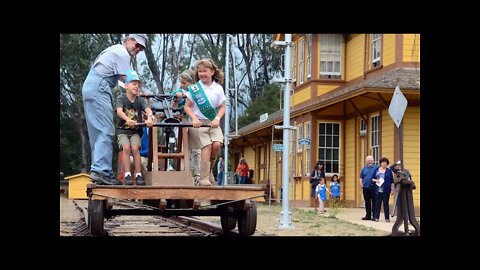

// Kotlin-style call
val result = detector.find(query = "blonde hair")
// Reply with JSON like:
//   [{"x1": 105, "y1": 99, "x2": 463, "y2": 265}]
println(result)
[
  {"x1": 180, "y1": 69, "x2": 195, "y2": 83},
  {"x1": 194, "y1": 58, "x2": 224, "y2": 84}
]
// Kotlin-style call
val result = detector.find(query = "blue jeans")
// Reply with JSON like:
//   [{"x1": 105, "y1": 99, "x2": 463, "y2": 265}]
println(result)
[
  {"x1": 82, "y1": 68, "x2": 117, "y2": 178},
  {"x1": 239, "y1": 176, "x2": 248, "y2": 184},
  {"x1": 217, "y1": 172, "x2": 223, "y2": 185}
]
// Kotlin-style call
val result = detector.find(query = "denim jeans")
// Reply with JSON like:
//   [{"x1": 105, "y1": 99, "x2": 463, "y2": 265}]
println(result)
[
  {"x1": 217, "y1": 172, "x2": 224, "y2": 185},
  {"x1": 239, "y1": 176, "x2": 248, "y2": 184},
  {"x1": 82, "y1": 68, "x2": 117, "y2": 178}
]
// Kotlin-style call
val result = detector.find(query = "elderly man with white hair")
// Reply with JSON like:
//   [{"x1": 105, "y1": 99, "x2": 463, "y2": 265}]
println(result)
[
  {"x1": 359, "y1": 155, "x2": 379, "y2": 220},
  {"x1": 82, "y1": 34, "x2": 149, "y2": 185}
]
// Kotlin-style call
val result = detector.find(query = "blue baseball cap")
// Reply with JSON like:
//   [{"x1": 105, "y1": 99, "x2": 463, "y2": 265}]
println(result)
[{"x1": 125, "y1": 69, "x2": 141, "y2": 84}]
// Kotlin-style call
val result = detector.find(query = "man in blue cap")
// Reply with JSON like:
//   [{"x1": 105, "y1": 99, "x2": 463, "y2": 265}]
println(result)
[{"x1": 82, "y1": 34, "x2": 148, "y2": 185}]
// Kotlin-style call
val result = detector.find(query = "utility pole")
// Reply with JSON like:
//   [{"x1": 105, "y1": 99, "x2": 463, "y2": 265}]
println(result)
[
  {"x1": 224, "y1": 34, "x2": 231, "y2": 185},
  {"x1": 272, "y1": 34, "x2": 294, "y2": 228},
  {"x1": 224, "y1": 34, "x2": 238, "y2": 185}
]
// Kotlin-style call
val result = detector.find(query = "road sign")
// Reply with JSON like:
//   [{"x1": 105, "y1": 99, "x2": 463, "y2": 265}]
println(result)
[
  {"x1": 298, "y1": 138, "x2": 310, "y2": 145},
  {"x1": 273, "y1": 144, "x2": 283, "y2": 152},
  {"x1": 388, "y1": 86, "x2": 408, "y2": 128},
  {"x1": 260, "y1": 113, "x2": 268, "y2": 123}
]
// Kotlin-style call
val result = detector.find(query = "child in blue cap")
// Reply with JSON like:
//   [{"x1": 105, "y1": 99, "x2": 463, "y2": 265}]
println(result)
[{"x1": 115, "y1": 69, "x2": 154, "y2": 185}]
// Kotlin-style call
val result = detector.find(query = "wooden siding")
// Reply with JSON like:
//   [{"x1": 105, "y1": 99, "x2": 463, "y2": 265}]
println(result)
[
  {"x1": 402, "y1": 106, "x2": 420, "y2": 207},
  {"x1": 346, "y1": 34, "x2": 365, "y2": 81},
  {"x1": 403, "y1": 34, "x2": 420, "y2": 62},
  {"x1": 317, "y1": 84, "x2": 339, "y2": 97},
  {"x1": 291, "y1": 86, "x2": 312, "y2": 107},
  {"x1": 345, "y1": 118, "x2": 356, "y2": 202},
  {"x1": 383, "y1": 34, "x2": 396, "y2": 66}
]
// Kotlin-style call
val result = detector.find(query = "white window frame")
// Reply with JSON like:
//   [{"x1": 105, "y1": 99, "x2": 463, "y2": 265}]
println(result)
[
  {"x1": 297, "y1": 124, "x2": 303, "y2": 153},
  {"x1": 304, "y1": 122, "x2": 311, "y2": 176},
  {"x1": 320, "y1": 34, "x2": 343, "y2": 77},
  {"x1": 306, "y1": 34, "x2": 312, "y2": 79},
  {"x1": 371, "y1": 34, "x2": 382, "y2": 67},
  {"x1": 318, "y1": 122, "x2": 341, "y2": 174},
  {"x1": 370, "y1": 114, "x2": 380, "y2": 165},
  {"x1": 291, "y1": 43, "x2": 297, "y2": 82},
  {"x1": 299, "y1": 38, "x2": 305, "y2": 84}
]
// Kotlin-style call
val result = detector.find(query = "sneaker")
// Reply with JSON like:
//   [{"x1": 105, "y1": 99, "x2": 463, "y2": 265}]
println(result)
[
  {"x1": 373, "y1": 218, "x2": 379, "y2": 222},
  {"x1": 193, "y1": 177, "x2": 200, "y2": 186},
  {"x1": 104, "y1": 176, "x2": 121, "y2": 185},
  {"x1": 89, "y1": 171, "x2": 102, "y2": 183},
  {"x1": 124, "y1": 175, "x2": 134, "y2": 185},
  {"x1": 90, "y1": 171, "x2": 120, "y2": 185},
  {"x1": 385, "y1": 219, "x2": 390, "y2": 223},
  {"x1": 136, "y1": 175, "x2": 145, "y2": 186}
]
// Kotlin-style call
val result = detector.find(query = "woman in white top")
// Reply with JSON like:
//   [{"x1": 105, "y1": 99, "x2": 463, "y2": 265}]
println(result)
[{"x1": 184, "y1": 58, "x2": 226, "y2": 186}]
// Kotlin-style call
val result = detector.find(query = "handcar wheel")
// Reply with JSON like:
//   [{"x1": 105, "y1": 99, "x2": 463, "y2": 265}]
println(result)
[
  {"x1": 220, "y1": 214, "x2": 237, "y2": 231},
  {"x1": 237, "y1": 201, "x2": 257, "y2": 236}
]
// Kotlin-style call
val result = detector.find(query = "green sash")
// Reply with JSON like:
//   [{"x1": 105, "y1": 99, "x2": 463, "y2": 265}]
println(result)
[{"x1": 188, "y1": 82, "x2": 217, "y2": 121}]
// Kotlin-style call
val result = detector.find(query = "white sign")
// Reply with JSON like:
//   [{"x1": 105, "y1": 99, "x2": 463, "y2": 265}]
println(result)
[
  {"x1": 260, "y1": 113, "x2": 268, "y2": 123},
  {"x1": 388, "y1": 86, "x2": 408, "y2": 128}
]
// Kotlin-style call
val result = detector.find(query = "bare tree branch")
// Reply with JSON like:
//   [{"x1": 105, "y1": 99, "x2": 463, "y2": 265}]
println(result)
[{"x1": 144, "y1": 34, "x2": 162, "y2": 92}]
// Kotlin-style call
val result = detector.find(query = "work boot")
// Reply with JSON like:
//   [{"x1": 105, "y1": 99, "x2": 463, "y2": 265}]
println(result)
[
  {"x1": 136, "y1": 175, "x2": 145, "y2": 186},
  {"x1": 199, "y1": 160, "x2": 212, "y2": 186},
  {"x1": 124, "y1": 175, "x2": 134, "y2": 185},
  {"x1": 209, "y1": 172, "x2": 217, "y2": 186},
  {"x1": 209, "y1": 158, "x2": 217, "y2": 186}
]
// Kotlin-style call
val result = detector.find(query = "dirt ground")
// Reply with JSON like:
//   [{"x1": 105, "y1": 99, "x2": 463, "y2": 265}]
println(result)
[{"x1": 199, "y1": 202, "x2": 388, "y2": 236}]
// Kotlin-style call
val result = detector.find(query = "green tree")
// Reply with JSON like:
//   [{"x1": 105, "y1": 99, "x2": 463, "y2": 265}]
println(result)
[
  {"x1": 238, "y1": 83, "x2": 281, "y2": 129},
  {"x1": 60, "y1": 34, "x2": 114, "y2": 175}
]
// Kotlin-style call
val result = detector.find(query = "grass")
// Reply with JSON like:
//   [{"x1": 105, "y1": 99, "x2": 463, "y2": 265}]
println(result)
[{"x1": 255, "y1": 202, "x2": 387, "y2": 236}]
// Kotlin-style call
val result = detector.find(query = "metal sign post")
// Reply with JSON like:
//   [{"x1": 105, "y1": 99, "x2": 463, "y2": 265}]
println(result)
[{"x1": 388, "y1": 86, "x2": 420, "y2": 236}]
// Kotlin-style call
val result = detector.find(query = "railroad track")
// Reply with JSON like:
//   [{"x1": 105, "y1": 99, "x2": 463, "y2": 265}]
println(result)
[
  {"x1": 104, "y1": 215, "x2": 220, "y2": 236},
  {"x1": 62, "y1": 199, "x2": 250, "y2": 236}
]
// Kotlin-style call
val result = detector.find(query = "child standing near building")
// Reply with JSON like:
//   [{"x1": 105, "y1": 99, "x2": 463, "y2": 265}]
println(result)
[
  {"x1": 116, "y1": 69, "x2": 154, "y2": 185},
  {"x1": 330, "y1": 174, "x2": 342, "y2": 204},
  {"x1": 315, "y1": 178, "x2": 330, "y2": 213}
]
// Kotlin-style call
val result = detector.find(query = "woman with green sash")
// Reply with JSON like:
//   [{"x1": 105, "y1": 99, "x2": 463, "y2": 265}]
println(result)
[{"x1": 184, "y1": 58, "x2": 226, "y2": 186}]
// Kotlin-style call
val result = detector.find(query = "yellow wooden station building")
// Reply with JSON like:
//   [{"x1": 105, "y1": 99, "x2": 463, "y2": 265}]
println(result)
[{"x1": 229, "y1": 34, "x2": 420, "y2": 215}]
